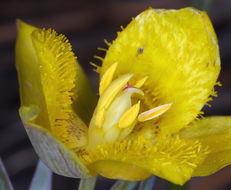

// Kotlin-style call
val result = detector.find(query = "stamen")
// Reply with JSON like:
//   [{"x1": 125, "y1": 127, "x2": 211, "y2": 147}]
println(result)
[
  {"x1": 119, "y1": 101, "x2": 140, "y2": 128},
  {"x1": 99, "y1": 62, "x2": 118, "y2": 95},
  {"x1": 138, "y1": 103, "x2": 173, "y2": 122},
  {"x1": 97, "y1": 74, "x2": 133, "y2": 110},
  {"x1": 95, "y1": 108, "x2": 106, "y2": 128},
  {"x1": 95, "y1": 74, "x2": 133, "y2": 127},
  {"x1": 102, "y1": 84, "x2": 143, "y2": 131},
  {"x1": 134, "y1": 76, "x2": 148, "y2": 88}
]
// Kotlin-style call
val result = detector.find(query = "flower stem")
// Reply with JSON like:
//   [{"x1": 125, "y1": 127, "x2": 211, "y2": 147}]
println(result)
[
  {"x1": 29, "y1": 160, "x2": 52, "y2": 190},
  {"x1": 110, "y1": 180, "x2": 138, "y2": 190},
  {"x1": 78, "y1": 177, "x2": 97, "y2": 190},
  {"x1": 138, "y1": 175, "x2": 156, "y2": 190},
  {"x1": 0, "y1": 158, "x2": 13, "y2": 190},
  {"x1": 167, "y1": 182, "x2": 188, "y2": 190}
]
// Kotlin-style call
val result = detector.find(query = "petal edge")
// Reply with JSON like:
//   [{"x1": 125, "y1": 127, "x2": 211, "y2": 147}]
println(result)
[{"x1": 179, "y1": 116, "x2": 231, "y2": 176}]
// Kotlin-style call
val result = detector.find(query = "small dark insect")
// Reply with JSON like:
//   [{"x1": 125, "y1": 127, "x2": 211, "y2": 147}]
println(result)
[{"x1": 138, "y1": 47, "x2": 144, "y2": 54}]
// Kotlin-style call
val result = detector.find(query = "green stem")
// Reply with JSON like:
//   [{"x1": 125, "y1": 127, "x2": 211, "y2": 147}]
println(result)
[
  {"x1": 167, "y1": 182, "x2": 188, "y2": 190},
  {"x1": 138, "y1": 176, "x2": 156, "y2": 190},
  {"x1": 78, "y1": 177, "x2": 97, "y2": 190},
  {"x1": 110, "y1": 180, "x2": 138, "y2": 190},
  {"x1": 0, "y1": 158, "x2": 14, "y2": 190},
  {"x1": 29, "y1": 160, "x2": 52, "y2": 190}
]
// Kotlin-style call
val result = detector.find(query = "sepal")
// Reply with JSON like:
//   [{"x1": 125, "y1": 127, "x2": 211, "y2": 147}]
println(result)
[{"x1": 20, "y1": 106, "x2": 96, "y2": 178}]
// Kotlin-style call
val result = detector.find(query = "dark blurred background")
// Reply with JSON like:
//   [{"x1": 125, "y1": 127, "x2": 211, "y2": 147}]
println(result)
[{"x1": 0, "y1": 0, "x2": 231, "y2": 190}]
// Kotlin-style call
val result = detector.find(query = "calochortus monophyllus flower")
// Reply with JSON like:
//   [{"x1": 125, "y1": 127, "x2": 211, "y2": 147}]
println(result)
[{"x1": 16, "y1": 7, "x2": 231, "y2": 185}]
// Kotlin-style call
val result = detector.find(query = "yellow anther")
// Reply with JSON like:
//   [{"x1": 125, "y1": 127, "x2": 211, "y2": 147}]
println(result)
[
  {"x1": 99, "y1": 62, "x2": 118, "y2": 95},
  {"x1": 134, "y1": 76, "x2": 148, "y2": 88},
  {"x1": 97, "y1": 74, "x2": 133, "y2": 112},
  {"x1": 119, "y1": 101, "x2": 140, "y2": 128},
  {"x1": 95, "y1": 108, "x2": 106, "y2": 128},
  {"x1": 138, "y1": 103, "x2": 173, "y2": 122}
]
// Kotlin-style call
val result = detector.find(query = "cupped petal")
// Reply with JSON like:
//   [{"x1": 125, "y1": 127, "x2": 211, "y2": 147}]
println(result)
[
  {"x1": 179, "y1": 116, "x2": 231, "y2": 176},
  {"x1": 16, "y1": 20, "x2": 97, "y2": 148},
  {"x1": 82, "y1": 136, "x2": 208, "y2": 185},
  {"x1": 99, "y1": 8, "x2": 220, "y2": 136},
  {"x1": 16, "y1": 21, "x2": 99, "y2": 177},
  {"x1": 16, "y1": 20, "x2": 49, "y2": 128},
  {"x1": 19, "y1": 105, "x2": 96, "y2": 178}
]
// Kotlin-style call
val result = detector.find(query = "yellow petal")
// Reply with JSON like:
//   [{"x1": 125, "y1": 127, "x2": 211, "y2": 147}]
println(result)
[
  {"x1": 16, "y1": 20, "x2": 49, "y2": 128},
  {"x1": 16, "y1": 20, "x2": 97, "y2": 149},
  {"x1": 20, "y1": 105, "x2": 95, "y2": 178},
  {"x1": 19, "y1": 105, "x2": 40, "y2": 123},
  {"x1": 100, "y1": 8, "x2": 220, "y2": 136},
  {"x1": 179, "y1": 116, "x2": 231, "y2": 176},
  {"x1": 72, "y1": 62, "x2": 98, "y2": 125},
  {"x1": 89, "y1": 160, "x2": 151, "y2": 181},
  {"x1": 82, "y1": 136, "x2": 208, "y2": 185}
]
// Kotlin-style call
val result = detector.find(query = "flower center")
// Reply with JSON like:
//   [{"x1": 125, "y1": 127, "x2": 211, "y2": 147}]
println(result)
[{"x1": 87, "y1": 63, "x2": 172, "y2": 150}]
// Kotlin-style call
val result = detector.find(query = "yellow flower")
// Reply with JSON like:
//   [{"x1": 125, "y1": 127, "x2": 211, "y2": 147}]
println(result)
[{"x1": 15, "y1": 7, "x2": 231, "y2": 185}]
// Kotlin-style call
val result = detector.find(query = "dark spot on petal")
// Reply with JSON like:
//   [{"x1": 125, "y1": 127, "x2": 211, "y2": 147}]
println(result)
[
  {"x1": 213, "y1": 60, "x2": 217, "y2": 66},
  {"x1": 138, "y1": 47, "x2": 144, "y2": 54}
]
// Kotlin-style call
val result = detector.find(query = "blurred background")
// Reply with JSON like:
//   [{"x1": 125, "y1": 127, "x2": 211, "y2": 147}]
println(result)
[{"x1": 0, "y1": 0, "x2": 231, "y2": 189}]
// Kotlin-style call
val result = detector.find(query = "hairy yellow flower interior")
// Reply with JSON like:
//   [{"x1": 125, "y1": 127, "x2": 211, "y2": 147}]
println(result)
[
  {"x1": 83, "y1": 136, "x2": 209, "y2": 184},
  {"x1": 97, "y1": 7, "x2": 221, "y2": 139},
  {"x1": 16, "y1": 22, "x2": 92, "y2": 151},
  {"x1": 32, "y1": 29, "x2": 76, "y2": 131},
  {"x1": 16, "y1": 21, "x2": 98, "y2": 178},
  {"x1": 87, "y1": 63, "x2": 172, "y2": 151},
  {"x1": 31, "y1": 29, "x2": 90, "y2": 150},
  {"x1": 83, "y1": 8, "x2": 221, "y2": 184}
]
